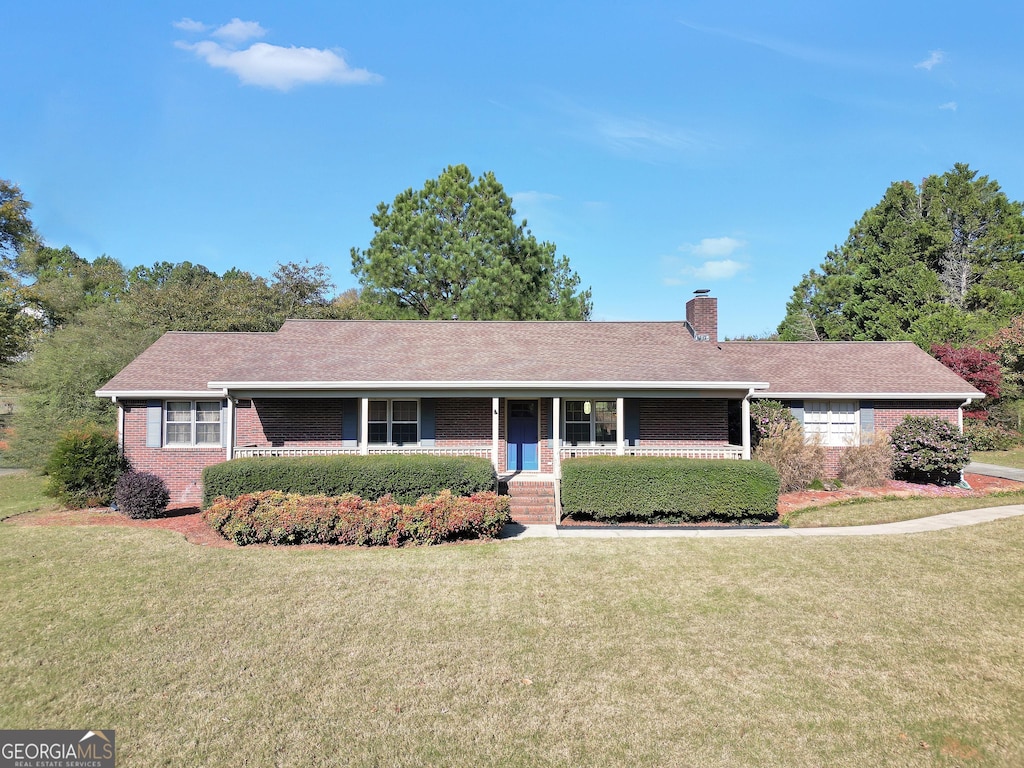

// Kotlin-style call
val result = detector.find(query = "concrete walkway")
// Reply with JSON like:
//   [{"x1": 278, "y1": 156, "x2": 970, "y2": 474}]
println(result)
[
  {"x1": 501, "y1": 505, "x2": 1024, "y2": 539},
  {"x1": 967, "y1": 461, "x2": 1024, "y2": 483}
]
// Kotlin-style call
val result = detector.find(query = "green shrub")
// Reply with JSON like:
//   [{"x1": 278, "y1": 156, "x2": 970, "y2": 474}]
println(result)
[
  {"x1": 752, "y1": 421, "x2": 825, "y2": 492},
  {"x1": 836, "y1": 434, "x2": 894, "y2": 487},
  {"x1": 750, "y1": 399, "x2": 797, "y2": 446},
  {"x1": 203, "y1": 489, "x2": 510, "y2": 546},
  {"x1": 890, "y1": 416, "x2": 971, "y2": 485},
  {"x1": 202, "y1": 454, "x2": 496, "y2": 509},
  {"x1": 559, "y1": 456, "x2": 779, "y2": 524},
  {"x1": 964, "y1": 422, "x2": 1020, "y2": 452},
  {"x1": 115, "y1": 471, "x2": 170, "y2": 519},
  {"x1": 44, "y1": 424, "x2": 129, "y2": 508}
]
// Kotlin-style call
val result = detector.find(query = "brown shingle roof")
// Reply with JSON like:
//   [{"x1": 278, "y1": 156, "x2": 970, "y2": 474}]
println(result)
[
  {"x1": 720, "y1": 341, "x2": 982, "y2": 398},
  {"x1": 96, "y1": 320, "x2": 981, "y2": 398}
]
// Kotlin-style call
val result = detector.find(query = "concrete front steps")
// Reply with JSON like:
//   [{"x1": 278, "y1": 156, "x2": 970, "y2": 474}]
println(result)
[{"x1": 502, "y1": 475, "x2": 558, "y2": 525}]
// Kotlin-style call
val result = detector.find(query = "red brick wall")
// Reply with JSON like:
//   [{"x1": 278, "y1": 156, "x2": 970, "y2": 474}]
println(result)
[
  {"x1": 236, "y1": 398, "x2": 346, "y2": 447},
  {"x1": 638, "y1": 399, "x2": 729, "y2": 446},
  {"x1": 873, "y1": 400, "x2": 960, "y2": 433},
  {"x1": 121, "y1": 400, "x2": 225, "y2": 507},
  {"x1": 435, "y1": 398, "x2": 491, "y2": 446}
]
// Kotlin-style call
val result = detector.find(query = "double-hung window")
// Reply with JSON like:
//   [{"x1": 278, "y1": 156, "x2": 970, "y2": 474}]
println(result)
[
  {"x1": 804, "y1": 401, "x2": 858, "y2": 446},
  {"x1": 368, "y1": 400, "x2": 419, "y2": 445},
  {"x1": 165, "y1": 401, "x2": 221, "y2": 446},
  {"x1": 564, "y1": 400, "x2": 617, "y2": 445}
]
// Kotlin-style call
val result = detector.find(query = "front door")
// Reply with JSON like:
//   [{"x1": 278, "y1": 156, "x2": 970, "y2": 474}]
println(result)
[{"x1": 507, "y1": 400, "x2": 539, "y2": 471}]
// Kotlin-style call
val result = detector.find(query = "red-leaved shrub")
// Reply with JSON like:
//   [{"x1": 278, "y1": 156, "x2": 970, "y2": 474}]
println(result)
[{"x1": 203, "y1": 489, "x2": 510, "y2": 547}]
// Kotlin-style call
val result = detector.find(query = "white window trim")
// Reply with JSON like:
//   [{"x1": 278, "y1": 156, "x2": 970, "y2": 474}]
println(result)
[
  {"x1": 164, "y1": 400, "x2": 221, "y2": 447},
  {"x1": 804, "y1": 400, "x2": 859, "y2": 447},
  {"x1": 562, "y1": 399, "x2": 618, "y2": 446},
  {"x1": 368, "y1": 398, "x2": 420, "y2": 445}
]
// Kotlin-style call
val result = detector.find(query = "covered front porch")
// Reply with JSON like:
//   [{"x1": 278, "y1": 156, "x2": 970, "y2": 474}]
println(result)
[{"x1": 224, "y1": 392, "x2": 753, "y2": 476}]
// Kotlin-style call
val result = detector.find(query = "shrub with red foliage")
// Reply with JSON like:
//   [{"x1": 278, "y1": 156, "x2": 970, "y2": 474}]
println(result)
[
  {"x1": 931, "y1": 344, "x2": 1001, "y2": 401},
  {"x1": 203, "y1": 489, "x2": 511, "y2": 547}
]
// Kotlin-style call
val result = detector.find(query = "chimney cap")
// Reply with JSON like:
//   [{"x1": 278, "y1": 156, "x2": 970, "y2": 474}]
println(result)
[{"x1": 693, "y1": 288, "x2": 711, "y2": 295}]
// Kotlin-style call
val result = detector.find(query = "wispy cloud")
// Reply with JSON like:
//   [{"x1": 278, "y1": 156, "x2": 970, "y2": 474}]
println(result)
[
  {"x1": 595, "y1": 115, "x2": 700, "y2": 155},
  {"x1": 680, "y1": 236, "x2": 745, "y2": 258},
  {"x1": 173, "y1": 18, "x2": 208, "y2": 33},
  {"x1": 939, "y1": 101, "x2": 957, "y2": 111},
  {"x1": 662, "y1": 236, "x2": 748, "y2": 284},
  {"x1": 211, "y1": 18, "x2": 266, "y2": 44},
  {"x1": 679, "y1": 20, "x2": 864, "y2": 69},
  {"x1": 174, "y1": 18, "x2": 382, "y2": 91},
  {"x1": 915, "y1": 50, "x2": 945, "y2": 71}
]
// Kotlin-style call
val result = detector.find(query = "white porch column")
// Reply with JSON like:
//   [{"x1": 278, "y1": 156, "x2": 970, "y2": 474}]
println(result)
[
  {"x1": 741, "y1": 390, "x2": 752, "y2": 460},
  {"x1": 225, "y1": 397, "x2": 235, "y2": 461},
  {"x1": 616, "y1": 397, "x2": 625, "y2": 456},
  {"x1": 552, "y1": 397, "x2": 561, "y2": 478},
  {"x1": 116, "y1": 400, "x2": 125, "y2": 454},
  {"x1": 359, "y1": 397, "x2": 369, "y2": 455},
  {"x1": 491, "y1": 397, "x2": 500, "y2": 471}
]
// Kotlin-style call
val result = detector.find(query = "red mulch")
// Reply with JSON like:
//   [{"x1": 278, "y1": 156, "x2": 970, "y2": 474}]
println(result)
[{"x1": 776, "y1": 472, "x2": 1024, "y2": 515}]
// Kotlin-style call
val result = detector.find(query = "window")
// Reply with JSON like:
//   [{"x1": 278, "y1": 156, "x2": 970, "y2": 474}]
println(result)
[
  {"x1": 368, "y1": 400, "x2": 419, "y2": 445},
  {"x1": 563, "y1": 400, "x2": 617, "y2": 445},
  {"x1": 165, "y1": 401, "x2": 221, "y2": 446},
  {"x1": 804, "y1": 401, "x2": 858, "y2": 446}
]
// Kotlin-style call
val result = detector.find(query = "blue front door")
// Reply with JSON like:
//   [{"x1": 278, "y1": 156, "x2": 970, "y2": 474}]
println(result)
[{"x1": 507, "y1": 400, "x2": 539, "y2": 471}]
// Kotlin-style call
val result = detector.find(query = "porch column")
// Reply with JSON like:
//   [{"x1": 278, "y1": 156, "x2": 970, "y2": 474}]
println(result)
[
  {"x1": 116, "y1": 400, "x2": 125, "y2": 454},
  {"x1": 225, "y1": 397, "x2": 235, "y2": 461},
  {"x1": 359, "y1": 397, "x2": 369, "y2": 455},
  {"x1": 552, "y1": 396, "x2": 561, "y2": 478},
  {"x1": 491, "y1": 397, "x2": 500, "y2": 471},
  {"x1": 742, "y1": 391, "x2": 752, "y2": 460},
  {"x1": 616, "y1": 397, "x2": 625, "y2": 456}
]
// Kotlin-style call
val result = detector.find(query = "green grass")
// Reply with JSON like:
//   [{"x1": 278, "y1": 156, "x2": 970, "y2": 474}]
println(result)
[
  {"x1": 1, "y1": 515, "x2": 1023, "y2": 766},
  {"x1": 0, "y1": 471, "x2": 55, "y2": 520},
  {"x1": 785, "y1": 491, "x2": 1024, "y2": 528},
  {"x1": 974, "y1": 447, "x2": 1024, "y2": 469}
]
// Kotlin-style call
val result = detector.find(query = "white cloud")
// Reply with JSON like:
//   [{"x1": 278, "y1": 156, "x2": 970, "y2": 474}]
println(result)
[
  {"x1": 511, "y1": 191, "x2": 560, "y2": 206},
  {"x1": 939, "y1": 101, "x2": 958, "y2": 111},
  {"x1": 176, "y1": 41, "x2": 381, "y2": 91},
  {"x1": 680, "y1": 236, "x2": 745, "y2": 258},
  {"x1": 915, "y1": 50, "x2": 945, "y2": 71},
  {"x1": 173, "y1": 18, "x2": 208, "y2": 33},
  {"x1": 212, "y1": 18, "x2": 266, "y2": 44},
  {"x1": 174, "y1": 18, "x2": 382, "y2": 91},
  {"x1": 596, "y1": 115, "x2": 698, "y2": 154},
  {"x1": 687, "y1": 259, "x2": 746, "y2": 280}
]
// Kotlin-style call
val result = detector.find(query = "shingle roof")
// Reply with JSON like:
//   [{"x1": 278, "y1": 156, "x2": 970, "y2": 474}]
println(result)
[
  {"x1": 96, "y1": 320, "x2": 982, "y2": 398},
  {"x1": 720, "y1": 341, "x2": 981, "y2": 398}
]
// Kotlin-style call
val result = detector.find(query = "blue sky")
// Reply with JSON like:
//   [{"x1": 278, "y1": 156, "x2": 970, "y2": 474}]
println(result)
[{"x1": 5, "y1": 2, "x2": 1023, "y2": 338}]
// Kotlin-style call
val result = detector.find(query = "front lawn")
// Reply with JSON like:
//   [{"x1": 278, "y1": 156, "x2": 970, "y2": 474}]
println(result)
[
  {"x1": 0, "y1": 472, "x2": 54, "y2": 521},
  {"x1": 785, "y1": 491, "x2": 1024, "y2": 528},
  {"x1": 1, "y1": 508, "x2": 1022, "y2": 766},
  {"x1": 973, "y1": 448, "x2": 1024, "y2": 469}
]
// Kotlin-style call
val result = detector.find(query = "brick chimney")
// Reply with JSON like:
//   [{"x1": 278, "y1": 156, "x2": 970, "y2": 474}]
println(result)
[{"x1": 685, "y1": 289, "x2": 717, "y2": 343}]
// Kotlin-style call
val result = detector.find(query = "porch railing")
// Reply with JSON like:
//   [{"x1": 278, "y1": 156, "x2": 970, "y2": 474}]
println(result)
[
  {"x1": 232, "y1": 445, "x2": 493, "y2": 459},
  {"x1": 559, "y1": 445, "x2": 744, "y2": 460}
]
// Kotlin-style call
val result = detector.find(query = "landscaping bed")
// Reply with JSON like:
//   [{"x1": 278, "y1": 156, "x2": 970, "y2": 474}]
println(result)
[{"x1": 777, "y1": 472, "x2": 1023, "y2": 515}]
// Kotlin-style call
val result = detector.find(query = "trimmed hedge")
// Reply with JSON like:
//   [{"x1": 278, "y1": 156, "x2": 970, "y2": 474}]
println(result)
[
  {"x1": 203, "y1": 489, "x2": 510, "y2": 546},
  {"x1": 202, "y1": 454, "x2": 497, "y2": 509},
  {"x1": 560, "y1": 456, "x2": 780, "y2": 523}
]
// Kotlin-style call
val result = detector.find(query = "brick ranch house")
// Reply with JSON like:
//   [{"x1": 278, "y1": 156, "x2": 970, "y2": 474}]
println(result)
[{"x1": 96, "y1": 294, "x2": 982, "y2": 523}]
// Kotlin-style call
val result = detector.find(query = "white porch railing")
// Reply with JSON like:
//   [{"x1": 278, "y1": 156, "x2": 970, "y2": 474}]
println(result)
[
  {"x1": 233, "y1": 447, "x2": 360, "y2": 458},
  {"x1": 233, "y1": 445, "x2": 493, "y2": 459},
  {"x1": 559, "y1": 445, "x2": 744, "y2": 460},
  {"x1": 367, "y1": 446, "x2": 493, "y2": 458}
]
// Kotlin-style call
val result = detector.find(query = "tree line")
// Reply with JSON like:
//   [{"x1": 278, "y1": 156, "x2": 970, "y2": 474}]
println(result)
[{"x1": 0, "y1": 166, "x2": 592, "y2": 467}]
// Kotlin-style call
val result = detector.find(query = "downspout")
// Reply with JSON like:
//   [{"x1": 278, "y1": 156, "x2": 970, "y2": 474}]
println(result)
[
  {"x1": 959, "y1": 397, "x2": 973, "y2": 488},
  {"x1": 741, "y1": 388, "x2": 753, "y2": 460},
  {"x1": 111, "y1": 396, "x2": 124, "y2": 455}
]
